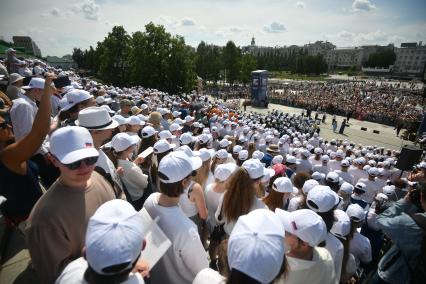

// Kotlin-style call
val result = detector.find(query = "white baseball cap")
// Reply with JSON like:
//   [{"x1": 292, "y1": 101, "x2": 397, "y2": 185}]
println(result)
[
  {"x1": 302, "y1": 179, "x2": 319, "y2": 194},
  {"x1": 76, "y1": 107, "x2": 119, "y2": 130},
  {"x1": 272, "y1": 155, "x2": 283, "y2": 165},
  {"x1": 354, "y1": 182, "x2": 367, "y2": 192},
  {"x1": 261, "y1": 168, "x2": 276, "y2": 183},
  {"x1": 22, "y1": 77, "x2": 45, "y2": 90},
  {"x1": 169, "y1": 123, "x2": 183, "y2": 132},
  {"x1": 111, "y1": 133, "x2": 139, "y2": 152},
  {"x1": 341, "y1": 159, "x2": 350, "y2": 167},
  {"x1": 339, "y1": 182, "x2": 354, "y2": 194},
  {"x1": 330, "y1": 209, "x2": 351, "y2": 239},
  {"x1": 346, "y1": 204, "x2": 365, "y2": 222},
  {"x1": 301, "y1": 149, "x2": 311, "y2": 158},
  {"x1": 61, "y1": 90, "x2": 93, "y2": 112},
  {"x1": 216, "y1": 149, "x2": 231, "y2": 160},
  {"x1": 286, "y1": 155, "x2": 297, "y2": 164},
  {"x1": 321, "y1": 155, "x2": 330, "y2": 162},
  {"x1": 158, "y1": 151, "x2": 201, "y2": 183},
  {"x1": 112, "y1": 114, "x2": 128, "y2": 126},
  {"x1": 311, "y1": 171, "x2": 325, "y2": 182},
  {"x1": 179, "y1": 132, "x2": 194, "y2": 145},
  {"x1": 197, "y1": 134, "x2": 210, "y2": 144},
  {"x1": 158, "y1": 130, "x2": 176, "y2": 140},
  {"x1": 184, "y1": 115, "x2": 195, "y2": 122},
  {"x1": 85, "y1": 199, "x2": 144, "y2": 275},
  {"x1": 336, "y1": 150, "x2": 345, "y2": 158},
  {"x1": 194, "y1": 148, "x2": 214, "y2": 162},
  {"x1": 252, "y1": 150, "x2": 265, "y2": 160},
  {"x1": 273, "y1": 177, "x2": 293, "y2": 193},
  {"x1": 153, "y1": 140, "x2": 175, "y2": 154},
  {"x1": 275, "y1": 208, "x2": 327, "y2": 247},
  {"x1": 368, "y1": 167, "x2": 379, "y2": 177},
  {"x1": 232, "y1": 145, "x2": 243, "y2": 154},
  {"x1": 326, "y1": 171, "x2": 341, "y2": 184},
  {"x1": 127, "y1": 116, "x2": 145, "y2": 126},
  {"x1": 228, "y1": 209, "x2": 285, "y2": 284},
  {"x1": 382, "y1": 185, "x2": 395, "y2": 197},
  {"x1": 49, "y1": 126, "x2": 99, "y2": 164},
  {"x1": 306, "y1": 185, "x2": 340, "y2": 213},
  {"x1": 214, "y1": 163, "x2": 237, "y2": 182},
  {"x1": 242, "y1": 159, "x2": 268, "y2": 180},
  {"x1": 141, "y1": 126, "x2": 157, "y2": 138},
  {"x1": 172, "y1": 110, "x2": 181, "y2": 117},
  {"x1": 314, "y1": 147, "x2": 323, "y2": 155},
  {"x1": 219, "y1": 139, "x2": 230, "y2": 148},
  {"x1": 238, "y1": 150, "x2": 249, "y2": 161}
]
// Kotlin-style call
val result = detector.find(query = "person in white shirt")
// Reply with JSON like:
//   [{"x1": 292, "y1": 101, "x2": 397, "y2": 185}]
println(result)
[
  {"x1": 215, "y1": 159, "x2": 267, "y2": 235},
  {"x1": 309, "y1": 148, "x2": 323, "y2": 166},
  {"x1": 313, "y1": 155, "x2": 330, "y2": 175},
  {"x1": 77, "y1": 107, "x2": 125, "y2": 198},
  {"x1": 55, "y1": 199, "x2": 149, "y2": 284},
  {"x1": 296, "y1": 150, "x2": 313, "y2": 173},
  {"x1": 336, "y1": 159, "x2": 355, "y2": 185},
  {"x1": 109, "y1": 133, "x2": 148, "y2": 210},
  {"x1": 275, "y1": 209, "x2": 338, "y2": 284},
  {"x1": 346, "y1": 204, "x2": 372, "y2": 268},
  {"x1": 328, "y1": 150, "x2": 345, "y2": 172},
  {"x1": 143, "y1": 151, "x2": 209, "y2": 284},
  {"x1": 348, "y1": 158, "x2": 367, "y2": 184},
  {"x1": 358, "y1": 167, "x2": 382, "y2": 204}
]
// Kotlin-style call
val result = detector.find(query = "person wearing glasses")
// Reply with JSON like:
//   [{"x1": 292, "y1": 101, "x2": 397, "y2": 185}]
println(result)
[
  {"x1": 0, "y1": 73, "x2": 54, "y2": 227},
  {"x1": 25, "y1": 126, "x2": 116, "y2": 284}
]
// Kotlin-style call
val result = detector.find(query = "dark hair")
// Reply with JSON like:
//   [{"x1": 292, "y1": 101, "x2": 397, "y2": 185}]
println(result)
[
  {"x1": 150, "y1": 150, "x2": 173, "y2": 188},
  {"x1": 158, "y1": 177, "x2": 185, "y2": 197},
  {"x1": 317, "y1": 209, "x2": 335, "y2": 232},
  {"x1": 138, "y1": 135, "x2": 157, "y2": 154},
  {"x1": 293, "y1": 172, "x2": 310, "y2": 190},
  {"x1": 227, "y1": 269, "x2": 261, "y2": 284},
  {"x1": 83, "y1": 254, "x2": 139, "y2": 284}
]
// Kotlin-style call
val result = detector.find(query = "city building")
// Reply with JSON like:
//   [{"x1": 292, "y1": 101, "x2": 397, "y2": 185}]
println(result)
[
  {"x1": 12, "y1": 36, "x2": 42, "y2": 57},
  {"x1": 46, "y1": 55, "x2": 77, "y2": 70},
  {"x1": 304, "y1": 41, "x2": 335, "y2": 57},
  {"x1": 393, "y1": 42, "x2": 426, "y2": 77}
]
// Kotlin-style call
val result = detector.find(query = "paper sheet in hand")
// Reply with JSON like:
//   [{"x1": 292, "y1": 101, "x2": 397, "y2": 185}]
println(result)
[
  {"x1": 139, "y1": 208, "x2": 171, "y2": 269},
  {"x1": 138, "y1": 147, "x2": 153, "y2": 159}
]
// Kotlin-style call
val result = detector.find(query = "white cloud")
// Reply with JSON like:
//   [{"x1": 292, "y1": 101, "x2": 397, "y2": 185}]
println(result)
[
  {"x1": 51, "y1": 8, "x2": 60, "y2": 17},
  {"x1": 264, "y1": 21, "x2": 286, "y2": 33},
  {"x1": 352, "y1": 0, "x2": 376, "y2": 12},
  {"x1": 295, "y1": 2, "x2": 305, "y2": 9},
  {"x1": 72, "y1": 0, "x2": 100, "y2": 21},
  {"x1": 181, "y1": 17, "x2": 196, "y2": 26}
]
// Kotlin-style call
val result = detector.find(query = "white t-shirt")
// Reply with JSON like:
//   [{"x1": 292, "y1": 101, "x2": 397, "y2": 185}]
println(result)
[
  {"x1": 296, "y1": 159, "x2": 313, "y2": 173},
  {"x1": 276, "y1": 247, "x2": 338, "y2": 284},
  {"x1": 325, "y1": 233, "x2": 344, "y2": 282},
  {"x1": 328, "y1": 160, "x2": 342, "y2": 172},
  {"x1": 313, "y1": 164, "x2": 330, "y2": 175},
  {"x1": 55, "y1": 257, "x2": 144, "y2": 284},
  {"x1": 118, "y1": 159, "x2": 148, "y2": 201},
  {"x1": 348, "y1": 167, "x2": 367, "y2": 184},
  {"x1": 192, "y1": 268, "x2": 225, "y2": 284},
  {"x1": 143, "y1": 193, "x2": 209, "y2": 284},
  {"x1": 215, "y1": 194, "x2": 267, "y2": 235},
  {"x1": 205, "y1": 183, "x2": 224, "y2": 232},
  {"x1": 357, "y1": 178, "x2": 381, "y2": 204},
  {"x1": 287, "y1": 195, "x2": 303, "y2": 212},
  {"x1": 349, "y1": 232, "x2": 372, "y2": 267},
  {"x1": 336, "y1": 170, "x2": 354, "y2": 185}
]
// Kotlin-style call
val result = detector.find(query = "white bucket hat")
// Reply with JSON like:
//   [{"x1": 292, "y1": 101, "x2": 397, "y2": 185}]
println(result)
[{"x1": 76, "y1": 107, "x2": 118, "y2": 130}]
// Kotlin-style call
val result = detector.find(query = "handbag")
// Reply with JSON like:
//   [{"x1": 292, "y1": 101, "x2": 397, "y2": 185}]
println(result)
[{"x1": 210, "y1": 203, "x2": 226, "y2": 242}]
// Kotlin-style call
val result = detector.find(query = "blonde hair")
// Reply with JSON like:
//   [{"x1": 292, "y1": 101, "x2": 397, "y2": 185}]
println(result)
[
  {"x1": 247, "y1": 142, "x2": 256, "y2": 158},
  {"x1": 223, "y1": 167, "x2": 258, "y2": 222},
  {"x1": 193, "y1": 158, "x2": 211, "y2": 188}
]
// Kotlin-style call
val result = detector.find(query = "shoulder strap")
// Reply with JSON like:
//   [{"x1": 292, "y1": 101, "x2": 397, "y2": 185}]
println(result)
[{"x1": 187, "y1": 181, "x2": 195, "y2": 199}]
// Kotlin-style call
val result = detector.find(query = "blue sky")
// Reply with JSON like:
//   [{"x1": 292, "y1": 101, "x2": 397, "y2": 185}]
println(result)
[{"x1": 0, "y1": 0, "x2": 425, "y2": 56}]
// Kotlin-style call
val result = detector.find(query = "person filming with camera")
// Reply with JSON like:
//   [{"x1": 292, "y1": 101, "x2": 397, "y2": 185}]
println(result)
[{"x1": 371, "y1": 182, "x2": 426, "y2": 284}]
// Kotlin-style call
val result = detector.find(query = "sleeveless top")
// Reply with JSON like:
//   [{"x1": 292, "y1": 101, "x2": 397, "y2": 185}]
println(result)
[
  {"x1": 179, "y1": 181, "x2": 198, "y2": 217},
  {"x1": 0, "y1": 160, "x2": 42, "y2": 217}
]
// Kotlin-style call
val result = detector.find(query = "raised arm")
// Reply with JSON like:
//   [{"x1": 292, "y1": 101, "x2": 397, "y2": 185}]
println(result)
[{"x1": 1, "y1": 73, "x2": 56, "y2": 174}]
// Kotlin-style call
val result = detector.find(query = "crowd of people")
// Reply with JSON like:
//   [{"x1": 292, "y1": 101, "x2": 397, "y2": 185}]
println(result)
[
  {"x1": 268, "y1": 80, "x2": 424, "y2": 129},
  {"x1": 0, "y1": 49, "x2": 426, "y2": 284}
]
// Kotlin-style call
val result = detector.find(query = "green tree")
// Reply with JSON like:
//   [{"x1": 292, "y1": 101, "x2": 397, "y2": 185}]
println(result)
[
  {"x1": 72, "y1": 48, "x2": 84, "y2": 68},
  {"x1": 240, "y1": 54, "x2": 257, "y2": 85},
  {"x1": 98, "y1": 26, "x2": 131, "y2": 86},
  {"x1": 222, "y1": 41, "x2": 241, "y2": 85},
  {"x1": 365, "y1": 48, "x2": 396, "y2": 68}
]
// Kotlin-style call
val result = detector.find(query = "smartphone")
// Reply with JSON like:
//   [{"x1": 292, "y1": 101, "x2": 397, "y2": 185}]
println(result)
[{"x1": 53, "y1": 76, "x2": 71, "y2": 89}]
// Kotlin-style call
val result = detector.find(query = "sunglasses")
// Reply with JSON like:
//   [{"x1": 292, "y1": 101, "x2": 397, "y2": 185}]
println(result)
[{"x1": 63, "y1": 156, "x2": 98, "y2": 170}]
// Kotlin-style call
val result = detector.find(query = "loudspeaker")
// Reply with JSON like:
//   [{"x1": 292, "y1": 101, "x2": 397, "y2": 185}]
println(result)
[
  {"x1": 361, "y1": 127, "x2": 367, "y2": 131},
  {"x1": 396, "y1": 145, "x2": 423, "y2": 171},
  {"x1": 373, "y1": 130, "x2": 380, "y2": 134}
]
